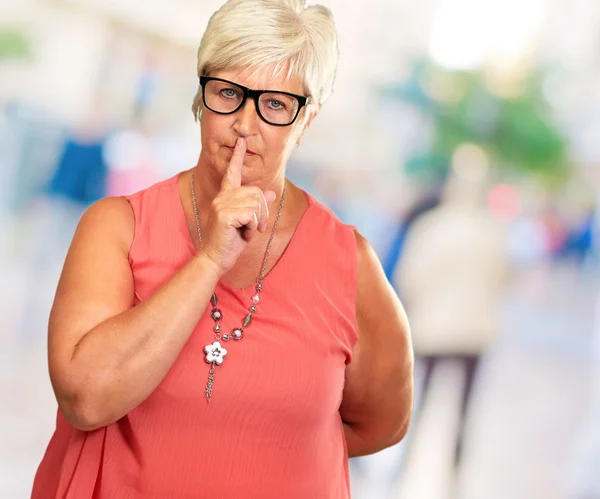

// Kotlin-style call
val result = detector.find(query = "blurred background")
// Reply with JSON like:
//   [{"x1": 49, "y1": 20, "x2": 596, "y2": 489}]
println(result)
[{"x1": 1, "y1": 0, "x2": 599, "y2": 498}]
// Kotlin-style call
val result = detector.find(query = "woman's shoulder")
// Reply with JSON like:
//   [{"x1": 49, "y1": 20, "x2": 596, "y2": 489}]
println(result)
[
  {"x1": 291, "y1": 187, "x2": 362, "y2": 268},
  {"x1": 73, "y1": 196, "x2": 134, "y2": 259},
  {"x1": 297, "y1": 190, "x2": 385, "y2": 279},
  {"x1": 77, "y1": 173, "x2": 181, "y2": 246},
  {"x1": 300, "y1": 188, "x2": 357, "y2": 235},
  {"x1": 124, "y1": 172, "x2": 180, "y2": 202}
]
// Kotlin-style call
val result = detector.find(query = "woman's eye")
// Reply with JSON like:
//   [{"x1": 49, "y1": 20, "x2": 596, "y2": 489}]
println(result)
[
  {"x1": 269, "y1": 100, "x2": 285, "y2": 110},
  {"x1": 221, "y1": 88, "x2": 238, "y2": 98}
]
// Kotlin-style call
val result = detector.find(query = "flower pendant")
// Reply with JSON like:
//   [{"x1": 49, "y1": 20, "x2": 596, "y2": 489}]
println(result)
[
  {"x1": 203, "y1": 341, "x2": 227, "y2": 402},
  {"x1": 204, "y1": 341, "x2": 227, "y2": 365}
]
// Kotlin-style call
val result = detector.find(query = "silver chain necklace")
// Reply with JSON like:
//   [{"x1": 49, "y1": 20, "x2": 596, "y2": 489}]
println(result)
[{"x1": 191, "y1": 171, "x2": 286, "y2": 402}]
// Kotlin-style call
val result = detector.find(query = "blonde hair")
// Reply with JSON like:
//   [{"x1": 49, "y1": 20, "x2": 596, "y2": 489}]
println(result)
[{"x1": 192, "y1": 0, "x2": 338, "y2": 121}]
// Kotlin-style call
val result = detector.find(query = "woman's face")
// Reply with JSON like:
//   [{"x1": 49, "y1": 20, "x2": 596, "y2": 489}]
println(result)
[{"x1": 198, "y1": 65, "x2": 316, "y2": 186}]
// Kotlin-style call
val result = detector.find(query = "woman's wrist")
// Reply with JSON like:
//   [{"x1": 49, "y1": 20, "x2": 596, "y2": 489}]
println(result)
[{"x1": 193, "y1": 249, "x2": 225, "y2": 282}]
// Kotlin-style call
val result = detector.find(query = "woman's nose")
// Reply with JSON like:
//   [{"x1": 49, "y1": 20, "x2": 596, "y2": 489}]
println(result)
[{"x1": 233, "y1": 98, "x2": 259, "y2": 136}]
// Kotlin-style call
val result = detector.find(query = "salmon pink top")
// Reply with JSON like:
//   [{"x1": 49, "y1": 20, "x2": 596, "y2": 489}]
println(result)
[{"x1": 32, "y1": 173, "x2": 359, "y2": 499}]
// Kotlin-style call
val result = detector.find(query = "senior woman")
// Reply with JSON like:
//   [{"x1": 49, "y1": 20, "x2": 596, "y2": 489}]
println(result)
[{"x1": 31, "y1": 1, "x2": 413, "y2": 497}]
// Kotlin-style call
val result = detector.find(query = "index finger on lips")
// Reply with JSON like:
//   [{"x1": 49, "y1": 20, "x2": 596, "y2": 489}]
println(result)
[{"x1": 221, "y1": 137, "x2": 246, "y2": 190}]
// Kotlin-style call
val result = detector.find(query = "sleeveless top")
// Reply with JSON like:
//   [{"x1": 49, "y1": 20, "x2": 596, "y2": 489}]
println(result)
[{"x1": 31, "y1": 173, "x2": 359, "y2": 499}]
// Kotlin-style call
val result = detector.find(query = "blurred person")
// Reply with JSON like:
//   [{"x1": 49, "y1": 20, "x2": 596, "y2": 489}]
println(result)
[
  {"x1": 16, "y1": 103, "x2": 108, "y2": 343},
  {"x1": 394, "y1": 171, "x2": 507, "y2": 471},
  {"x1": 31, "y1": 1, "x2": 414, "y2": 498},
  {"x1": 32, "y1": 98, "x2": 108, "y2": 252},
  {"x1": 383, "y1": 188, "x2": 442, "y2": 286}
]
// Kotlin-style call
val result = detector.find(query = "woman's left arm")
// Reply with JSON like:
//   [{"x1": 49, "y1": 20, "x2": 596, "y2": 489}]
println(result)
[{"x1": 340, "y1": 231, "x2": 414, "y2": 458}]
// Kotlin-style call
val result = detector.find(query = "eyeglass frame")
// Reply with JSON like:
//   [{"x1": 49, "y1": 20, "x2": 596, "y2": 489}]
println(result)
[{"x1": 199, "y1": 76, "x2": 310, "y2": 127}]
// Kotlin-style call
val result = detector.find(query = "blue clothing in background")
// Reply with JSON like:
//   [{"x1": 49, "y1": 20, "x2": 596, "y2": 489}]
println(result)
[{"x1": 48, "y1": 138, "x2": 107, "y2": 204}]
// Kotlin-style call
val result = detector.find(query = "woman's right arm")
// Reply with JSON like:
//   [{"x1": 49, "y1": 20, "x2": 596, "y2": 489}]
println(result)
[
  {"x1": 48, "y1": 196, "x2": 222, "y2": 431},
  {"x1": 50, "y1": 138, "x2": 274, "y2": 431}
]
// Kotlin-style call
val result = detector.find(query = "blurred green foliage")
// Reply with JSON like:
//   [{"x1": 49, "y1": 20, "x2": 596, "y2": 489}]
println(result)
[
  {"x1": 0, "y1": 28, "x2": 31, "y2": 60},
  {"x1": 384, "y1": 59, "x2": 570, "y2": 188}
]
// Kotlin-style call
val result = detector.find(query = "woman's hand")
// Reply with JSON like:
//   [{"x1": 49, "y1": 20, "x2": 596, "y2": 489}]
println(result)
[{"x1": 198, "y1": 137, "x2": 277, "y2": 274}]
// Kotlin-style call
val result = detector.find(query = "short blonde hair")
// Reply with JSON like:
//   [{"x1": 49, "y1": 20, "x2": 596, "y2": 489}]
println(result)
[{"x1": 192, "y1": 0, "x2": 338, "y2": 120}]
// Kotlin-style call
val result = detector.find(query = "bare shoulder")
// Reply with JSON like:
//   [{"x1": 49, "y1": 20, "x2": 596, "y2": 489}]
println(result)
[
  {"x1": 77, "y1": 196, "x2": 135, "y2": 251},
  {"x1": 354, "y1": 230, "x2": 377, "y2": 272}
]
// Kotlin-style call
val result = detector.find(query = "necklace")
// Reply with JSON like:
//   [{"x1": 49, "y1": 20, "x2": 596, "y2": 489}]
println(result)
[{"x1": 191, "y1": 171, "x2": 286, "y2": 402}]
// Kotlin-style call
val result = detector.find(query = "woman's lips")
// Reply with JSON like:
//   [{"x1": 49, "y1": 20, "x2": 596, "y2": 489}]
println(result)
[{"x1": 225, "y1": 146, "x2": 257, "y2": 156}]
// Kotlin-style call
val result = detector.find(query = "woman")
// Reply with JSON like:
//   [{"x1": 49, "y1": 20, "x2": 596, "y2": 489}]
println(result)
[{"x1": 32, "y1": 1, "x2": 413, "y2": 497}]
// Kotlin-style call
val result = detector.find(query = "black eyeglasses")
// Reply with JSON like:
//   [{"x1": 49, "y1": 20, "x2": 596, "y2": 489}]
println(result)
[{"x1": 199, "y1": 76, "x2": 309, "y2": 127}]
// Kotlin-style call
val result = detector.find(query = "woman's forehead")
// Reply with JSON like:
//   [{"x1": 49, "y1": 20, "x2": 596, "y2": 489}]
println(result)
[{"x1": 211, "y1": 65, "x2": 304, "y2": 94}]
